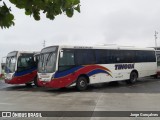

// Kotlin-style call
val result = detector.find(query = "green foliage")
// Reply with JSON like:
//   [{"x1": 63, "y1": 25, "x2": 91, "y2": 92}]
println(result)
[
  {"x1": 0, "y1": 2, "x2": 15, "y2": 29},
  {"x1": 0, "y1": 0, "x2": 80, "y2": 29}
]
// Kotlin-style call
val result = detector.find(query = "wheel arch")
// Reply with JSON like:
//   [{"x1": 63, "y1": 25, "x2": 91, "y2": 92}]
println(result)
[
  {"x1": 130, "y1": 69, "x2": 139, "y2": 78},
  {"x1": 77, "y1": 74, "x2": 90, "y2": 84}
]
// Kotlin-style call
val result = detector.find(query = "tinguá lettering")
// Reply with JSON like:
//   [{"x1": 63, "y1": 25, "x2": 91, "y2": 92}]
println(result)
[{"x1": 115, "y1": 64, "x2": 134, "y2": 70}]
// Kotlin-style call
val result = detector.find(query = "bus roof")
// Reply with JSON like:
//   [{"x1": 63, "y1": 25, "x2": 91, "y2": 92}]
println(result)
[
  {"x1": 7, "y1": 51, "x2": 39, "y2": 57},
  {"x1": 42, "y1": 45, "x2": 155, "y2": 51}
]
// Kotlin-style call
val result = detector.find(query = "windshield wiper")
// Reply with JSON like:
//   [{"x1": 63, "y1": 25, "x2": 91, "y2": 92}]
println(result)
[
  {"x1": 46, "y1": 53, "x2": 53, "y2": 65},
  {"x1": 40, "y1": 54, "x2": 45, "y2": 67}
]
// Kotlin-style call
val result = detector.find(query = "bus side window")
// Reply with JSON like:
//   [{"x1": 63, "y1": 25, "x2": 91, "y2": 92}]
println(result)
[
  {"x1": 95, "y1": 50, "x2": 109, "y2": 64},
  {"x1": 148, "y1": 51, "x2": 156, "y2": 62},
  {"x1": 135, "y1": 51, "x2": 155, "y2": 62},
  {"x1": 117, "y1": 50, "x2": 135, "y2": 63},
  {"x1": 75, "y1": 49, "x2": 95, "y2": 65},
  {"x1": 58, "y1": 50, "x2": 75, "y2": 71},
  {"x1": 110, "y1": 50, "x2": 119, "y2": 63}
]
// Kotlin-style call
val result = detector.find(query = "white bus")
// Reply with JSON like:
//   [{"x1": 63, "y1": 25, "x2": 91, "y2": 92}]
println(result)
[
  {"x1": 156, "y1": 50, "x2": 160, "y2": 77},
  {"x1": 0, "y1": 57, "x2": 6, "y2": 78},
  {"x1": 37, "y1": 45, "x2": 157, "y2": 90},
  {"x1": 5, "y1": 51, "x2": 39, "y2": 86}
]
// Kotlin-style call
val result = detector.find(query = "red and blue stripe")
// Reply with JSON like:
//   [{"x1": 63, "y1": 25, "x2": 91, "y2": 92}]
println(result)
[{"x1": 38, "y1": 65, "x2": 112, "y2": 88}]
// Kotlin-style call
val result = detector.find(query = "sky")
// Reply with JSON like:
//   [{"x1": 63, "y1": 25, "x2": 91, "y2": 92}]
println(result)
[{"x1": 1, "y1": 0, "x2": 160, "y2": 61}]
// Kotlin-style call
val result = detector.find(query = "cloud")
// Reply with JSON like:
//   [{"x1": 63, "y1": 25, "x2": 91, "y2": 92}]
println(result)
[
  {"x1": 0, "y1": 0, "x2": 160, "y2": 60},
  {"x1": 100, "y1": 0, "x2": 160, "y2": 47}
]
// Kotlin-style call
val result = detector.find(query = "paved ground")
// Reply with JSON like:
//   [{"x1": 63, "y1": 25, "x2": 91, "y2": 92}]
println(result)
[{"x1": 0, "y1": 78, "x2": 160, "y2": 120}]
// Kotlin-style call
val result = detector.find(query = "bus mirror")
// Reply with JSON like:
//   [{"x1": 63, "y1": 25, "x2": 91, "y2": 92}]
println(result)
[{"x1": 60, "y1": 50, "x2": 63, "y2": 58}]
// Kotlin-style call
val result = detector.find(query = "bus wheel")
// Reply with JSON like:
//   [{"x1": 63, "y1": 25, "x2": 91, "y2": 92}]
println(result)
[
  {"x1": 34, "y1": 77, "x2": 40, "y2": 87},
  {"x1": 153, "y1": 74, "x2": 158, "y2": 79},
  {"x1": 126, "y1": 72, "x2": 138, "y2": 84},
  {"x1": 25, "y1": 83, "x2": 32, "y2": 87},
  {"x1": 76, "y1": 77, "x2": 88, "y2": 91}
]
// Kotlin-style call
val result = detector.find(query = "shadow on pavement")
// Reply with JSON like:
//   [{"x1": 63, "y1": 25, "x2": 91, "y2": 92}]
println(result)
[
  {"x1": 46, "y1": 77, "x2": 160, "y2": 93},
  {"x1": 1, "y1": 77, "x2": 160, "y2": 93}
]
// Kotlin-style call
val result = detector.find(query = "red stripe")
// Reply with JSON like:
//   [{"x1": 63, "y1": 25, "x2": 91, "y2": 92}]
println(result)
[
  {"x1": 5, "y1": 71, "x2": 37, "y2": 84},
  {"x1": 38, "y1": 65, "x2": 111, "y2": 88}
]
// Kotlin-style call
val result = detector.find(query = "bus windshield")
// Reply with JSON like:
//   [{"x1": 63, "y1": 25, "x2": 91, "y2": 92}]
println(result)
[
  {"x1": 6, "y1": 56, "x2": 17, "y2": 73},
  {"x1": 38, "y1": 46, "x2": 58, "y2": 73},
  {"x1": 17, "y1": 54, "x2": 36, "y2": 72}
]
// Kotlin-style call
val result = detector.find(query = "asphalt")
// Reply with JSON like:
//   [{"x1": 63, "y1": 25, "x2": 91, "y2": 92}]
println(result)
[{"x1": 0, "y1": 78, "x2": 160, "y2": 120}]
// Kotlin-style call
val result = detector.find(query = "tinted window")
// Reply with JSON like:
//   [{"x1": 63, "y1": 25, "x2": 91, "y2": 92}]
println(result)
[
  {"x1": 116, "y1": 50, "x2": 135, "y2": 63},
  {"x1": 108, "y1": 50, "x2": 119, "y2": 63},
  {"x1": 17, "y1": 55, "x2": 35, "y2": 72},
  {"x1": 95, "y1": 50, "x2": 135, "y2": 64},
  {"x1": 95, "y1": 50, "x2": 109, "y2": 64},
  {"x1": 75, "y1": 49, "x2": 95, "y2": 65},
  {"x1": 147, "y1": 51, "x2": 156, "y2": 62},
  {"x1": 136, "y1": 51, "x2": 156, "y2": 62},
  {"x1": 59, "y1": 51, "x2": 75, "y2": 66},
  {"x1": 58, "y1": 50, "x2": 75, "y2": 71}
]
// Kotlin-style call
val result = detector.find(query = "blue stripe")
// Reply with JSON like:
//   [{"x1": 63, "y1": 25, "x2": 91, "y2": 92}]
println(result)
[
  {"x1": 54, "y1": 66, "x2": 83, "y2": 78},
  {"x1": 14, "y1": 67, "x2": 37, "y2": 77},
  {"x1": 87, "y1": 69, "x2": 110, "y2": 77}
]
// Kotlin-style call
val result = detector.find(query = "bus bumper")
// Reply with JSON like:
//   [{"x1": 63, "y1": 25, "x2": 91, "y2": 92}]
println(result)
[
  {"x1": 37, "y1": 79, "x2": 74, "y2": 89},
  {"x1": 5, "y1": 78, "x2": 21, "y2": 84},
  {"x1": 37, "y1": 80, "x2": 61, "y2": 88},
  {"x1": 5, "y1": 77, "x2": 33, "y2": 84}
]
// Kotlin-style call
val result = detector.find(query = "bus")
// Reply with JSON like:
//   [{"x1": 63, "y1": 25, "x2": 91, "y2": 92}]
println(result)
[
  {"x1": 5, "y1": 51, "x2": 39, "y2": 86},
  {"x1": 0, "y1": 57, "x2": 6, "y2": 78},
  {"x1": 37, "y1": 45, "x2": 157, "y2": 90},
  {"x1": 156, "y1": 50, "x2": 160, "y2": 77}
]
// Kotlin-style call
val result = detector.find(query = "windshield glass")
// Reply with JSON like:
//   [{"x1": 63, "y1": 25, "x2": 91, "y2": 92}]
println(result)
[
  {"x1": 17, "y1": 54, "x2": 36, "y2": 72},
  {"x1": 38, "y1": 46, "x2": 58, "y2": 73},
  {"x1": 5, "y1": 56, "x2": 17, "y2": 73},
  {"x1": 38, "y1": 52, "x2": 57, "y2": 73}
]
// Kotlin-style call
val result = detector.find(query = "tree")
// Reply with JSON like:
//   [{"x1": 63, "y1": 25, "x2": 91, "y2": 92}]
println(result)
[{"x1": 0, "y1": 0, "x2": 80, "y2": 29}]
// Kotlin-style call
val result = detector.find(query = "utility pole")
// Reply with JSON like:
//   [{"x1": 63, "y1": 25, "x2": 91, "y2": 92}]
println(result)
[
  {"x1": 155, "y1": 31, "x2": 158, "y2": 50},
  {"x1": 43, "y1": 40, "x2": 46, "y2": 48}
]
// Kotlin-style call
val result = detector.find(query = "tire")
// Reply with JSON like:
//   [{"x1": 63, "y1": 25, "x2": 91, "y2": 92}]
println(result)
[
  {"x1": 25, "y1": 83, "x2": 32, "y2": 87},
  {"x1": 153, "y1": 74, "x2": 158, "y2": 79},
  {"x1": 76, "y1": 76, "x2": 88, "y2": 91},
  {"x1": 34, "y1": 76, "x2": 40, "y2": 87},
  {"x1": 126, "y1": 72, "x2": 138, "y2": 84}
]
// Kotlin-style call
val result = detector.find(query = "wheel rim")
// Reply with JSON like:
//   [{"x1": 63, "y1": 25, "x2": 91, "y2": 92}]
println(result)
[
  {"x1": 131, "y1": 73, "x2": 137, "y2": 82},
  {"x1": 80, "y1": 80, "x2": 86, "y2": 88}
]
